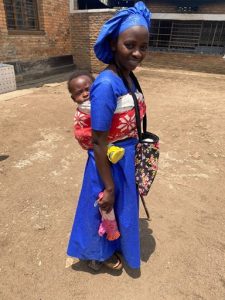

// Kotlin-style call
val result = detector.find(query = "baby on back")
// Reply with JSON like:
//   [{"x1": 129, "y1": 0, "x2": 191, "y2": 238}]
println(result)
[{"x1": 67, "y1": 70, "x2": 125, "y2": 163}]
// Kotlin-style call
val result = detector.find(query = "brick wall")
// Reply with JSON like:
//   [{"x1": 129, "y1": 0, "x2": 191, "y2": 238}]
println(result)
[
  {"x1": 199, "y1": 3, "x2": 225, "y2": 14},
  {"x1": 146, "y1": 0, "x2": 178, "y2": 13},
  {"x1": 2, "y1": 0, "x2": 224, "y2": 75},
  {"x1": 0, "y1": 0, "x2": 71, "y2": 63},
  {"x1": 70, "y1": 11, "x2": 115, "y2": 72},
  {"x1": 145, "y1": 0, "x2": 225, "y2": 14}
]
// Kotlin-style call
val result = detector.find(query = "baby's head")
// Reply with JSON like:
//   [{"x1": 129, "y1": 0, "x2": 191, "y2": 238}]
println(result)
[{"x1": 68, "y1": 71, "x2": 94, "y2": 104}]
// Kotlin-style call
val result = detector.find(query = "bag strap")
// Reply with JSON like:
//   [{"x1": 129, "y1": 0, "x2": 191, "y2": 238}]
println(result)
[
  {"x1": 130, "y1": 72, "x2": 147, "y2": 134},
  {"x1": 114, "y1": 64, "x2": 146, "y2": 141}
]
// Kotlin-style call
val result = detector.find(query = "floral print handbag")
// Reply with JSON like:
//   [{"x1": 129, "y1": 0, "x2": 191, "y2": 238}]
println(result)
[
  {"x1": 135, "y1": 131, "x2": 160, "y2": 196},
  {"x1": 129, "y1": 72, "x2": 160, "y2": 196}
]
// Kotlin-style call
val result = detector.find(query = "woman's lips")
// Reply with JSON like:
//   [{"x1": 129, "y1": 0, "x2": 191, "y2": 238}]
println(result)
[
  {"x1": 128, "y1": 59, "x2": 141, "y2": 68},
  {"x1": 129, "y1": 59, "x2": 141, "y2": 65}
]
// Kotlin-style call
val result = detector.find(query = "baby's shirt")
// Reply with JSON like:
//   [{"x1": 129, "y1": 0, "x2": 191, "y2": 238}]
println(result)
[{"x1": 78, "y1": 100, "x2": 91, "y2": 114}]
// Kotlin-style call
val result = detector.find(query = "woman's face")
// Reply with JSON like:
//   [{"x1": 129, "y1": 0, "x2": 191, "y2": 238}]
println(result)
[{"x1": 113, "y1": 26, "x2": 149, "y2": 72}]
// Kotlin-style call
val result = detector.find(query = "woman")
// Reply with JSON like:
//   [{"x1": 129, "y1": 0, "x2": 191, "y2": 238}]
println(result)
[{"x1": 67, "y1": 1, "x2": 151, "y2": 270}]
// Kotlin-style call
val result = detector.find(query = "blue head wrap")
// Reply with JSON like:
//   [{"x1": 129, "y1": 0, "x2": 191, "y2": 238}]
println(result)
[{"x1": 94, "y1": 1, "x2": 151, "y2": 64}]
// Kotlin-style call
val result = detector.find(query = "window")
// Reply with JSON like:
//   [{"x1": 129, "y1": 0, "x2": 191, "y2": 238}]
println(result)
[
  {"x1": 78, "y1": 0, "x2": 107, "y2": 9},
  {"x1": 77, "y1": 0, "x2": 134, "y2": 10},
  {"x1": 149, "y1": 20, "x2": 225, "y2": 55},
  {"x1": 4, "y1": 0, "x2": 39, "y2": 31}
]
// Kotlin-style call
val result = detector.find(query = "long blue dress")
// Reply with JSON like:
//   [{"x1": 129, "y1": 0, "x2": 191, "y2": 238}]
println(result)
[{"x1": 67, "y1": 70, "x2": 141, "y2": 269}]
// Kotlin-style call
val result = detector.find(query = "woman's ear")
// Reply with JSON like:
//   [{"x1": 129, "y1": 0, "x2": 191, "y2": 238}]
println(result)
[{"x1": 110, "y1": 39, "x2": 117, "y2": 52}]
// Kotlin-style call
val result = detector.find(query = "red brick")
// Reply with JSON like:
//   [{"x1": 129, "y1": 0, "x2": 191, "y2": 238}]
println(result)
[{"x1": 0, "y1": 0, "x2": 71, "y2": 62}]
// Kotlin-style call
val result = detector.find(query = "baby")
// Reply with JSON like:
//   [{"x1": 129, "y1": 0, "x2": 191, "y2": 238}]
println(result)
[
  {"x1": 68, "y1": 71, "x2": 122, "y2": 241},
  {"x1": 67, "y1": 70, "x2": 125, "y2": 164}
]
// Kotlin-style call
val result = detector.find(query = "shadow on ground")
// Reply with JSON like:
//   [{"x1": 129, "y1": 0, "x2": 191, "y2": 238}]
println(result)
[
  {"x1": 70, "y1": 217, "x2": 156, "y2": 278},
  {"x1": 16, "y1": 71, "x2": 75, "y2": 90},
  {"x1": 0, "y1": 155, "x2": 9, "y2": 162},
  {"x1": 140, "y1": 218, "x2": 156, "y2": 262}
]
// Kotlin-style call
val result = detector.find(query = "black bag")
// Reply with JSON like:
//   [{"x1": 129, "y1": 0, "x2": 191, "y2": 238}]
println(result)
[{"x1": 118, "y1": 70, "x2": 160, "y2": 197}]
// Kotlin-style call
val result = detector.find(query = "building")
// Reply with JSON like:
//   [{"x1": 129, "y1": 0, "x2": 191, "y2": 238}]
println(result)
[
  {"x1": 1, "y1": 0, "x2": 225, "y2": 83},
  {"x1": 147, "y1": 0, "x2": 225, "y2": 55},
  {"x1": 70, "y1": 0, "x2": 225, "y2": 72},
  {"x1": 0, "y1": 0, "x2": 74, "y2": 82}
]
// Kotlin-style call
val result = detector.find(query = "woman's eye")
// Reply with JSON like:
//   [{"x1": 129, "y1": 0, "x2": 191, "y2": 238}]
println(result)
[
  {"x1": 140, "y1": 45, "x2": 148, "y2": 52},
  {"x1": 125, "y1": 43, "x2": 134, "y2": 50}
]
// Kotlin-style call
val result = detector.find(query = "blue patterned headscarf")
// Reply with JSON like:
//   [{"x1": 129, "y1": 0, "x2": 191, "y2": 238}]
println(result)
[{"x1": 94, "y1": 1, "x2": 151, "y2": 64}]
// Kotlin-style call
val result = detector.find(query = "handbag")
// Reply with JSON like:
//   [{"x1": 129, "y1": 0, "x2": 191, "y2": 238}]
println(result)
[
  {"x1": 116, "y1": 67, "x2": 160, "y2": 197},
  {"x1": 135, "y1": 130, "x2": 160, "y2": 196},
  {"x1": 130, "y1": 72, "x2": 160, "y2": 196}
]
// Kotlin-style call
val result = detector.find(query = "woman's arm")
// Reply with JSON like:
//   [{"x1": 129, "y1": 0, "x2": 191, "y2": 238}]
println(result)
[{"x1": 92, "y1": 130, "x2": 114, "y2": 213}]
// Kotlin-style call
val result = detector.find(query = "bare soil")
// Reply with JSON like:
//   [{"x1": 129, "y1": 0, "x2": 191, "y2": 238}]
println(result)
[{"x1": 0, "y1": 60, "x2": 225, "y2": 299}]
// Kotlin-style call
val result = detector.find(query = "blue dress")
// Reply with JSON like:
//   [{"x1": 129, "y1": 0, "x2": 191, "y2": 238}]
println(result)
[{"x1": 67, "y1": 70, "x2": 141, "y2": 269}]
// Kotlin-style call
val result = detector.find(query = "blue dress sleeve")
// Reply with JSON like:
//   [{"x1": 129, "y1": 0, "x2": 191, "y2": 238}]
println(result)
[{"x1": 91, "y1": 80, "x2": 117, "y2": 131}]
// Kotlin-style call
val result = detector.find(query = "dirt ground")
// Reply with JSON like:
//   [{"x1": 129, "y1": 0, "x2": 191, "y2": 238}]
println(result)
[{"x1": 1, "y1": 58, "x2": 225, "y2": 299}]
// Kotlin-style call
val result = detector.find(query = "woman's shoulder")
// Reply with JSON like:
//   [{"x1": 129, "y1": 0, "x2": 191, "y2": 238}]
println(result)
[
  {"x1": 91, "y1": 70, "x2": 126, "y2": 96},
  {"x1": 93, "y1": 70, "x2": 122, "y2": 86}
]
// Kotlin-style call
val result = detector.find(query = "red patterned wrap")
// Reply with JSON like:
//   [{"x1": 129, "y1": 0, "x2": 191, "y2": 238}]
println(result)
[{"x1": 74, "y1": 93, "x2": 146, "y2": 150}]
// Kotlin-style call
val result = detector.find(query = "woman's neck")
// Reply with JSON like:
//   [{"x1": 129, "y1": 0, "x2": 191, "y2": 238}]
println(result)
[{"x1": 108, "y1": 63, "x2": 131, "y2": 84}]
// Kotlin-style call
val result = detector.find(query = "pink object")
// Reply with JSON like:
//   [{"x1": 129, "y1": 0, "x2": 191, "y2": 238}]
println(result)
[
  {"x1": 97, "y1": 192, "x2": 120, "y2": 241},
  {"x1": 98, "y1": 223, "x2": 106, "y2": 236}
]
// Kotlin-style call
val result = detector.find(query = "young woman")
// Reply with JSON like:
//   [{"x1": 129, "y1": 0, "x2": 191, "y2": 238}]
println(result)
[{"x1": 67, "y1": 1, "x2": 151, "y2": 270}]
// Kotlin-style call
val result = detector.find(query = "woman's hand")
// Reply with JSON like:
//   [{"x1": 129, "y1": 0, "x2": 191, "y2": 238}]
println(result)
[
  {"x1": 92, "y1": 129, "x2": 115, "y2": 213},
  {"x1": 98, "y1": 188, "x2": 115, "y2": 213}
]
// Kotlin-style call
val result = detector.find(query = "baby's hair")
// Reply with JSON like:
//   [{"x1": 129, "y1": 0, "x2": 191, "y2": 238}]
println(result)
[{"x1": 68, "y1": 70, "x2": 95, "y2": 93}]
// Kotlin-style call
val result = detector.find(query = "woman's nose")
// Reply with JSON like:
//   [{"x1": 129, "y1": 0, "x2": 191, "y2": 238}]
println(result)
[{"x1": 132, "y1": 49, "x2": 142, "y2": 59}]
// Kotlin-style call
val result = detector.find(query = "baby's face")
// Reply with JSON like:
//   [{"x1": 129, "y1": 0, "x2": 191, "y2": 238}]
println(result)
[{"x1": 70, "y1": 75, "x2": 92, "y2": 104}]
